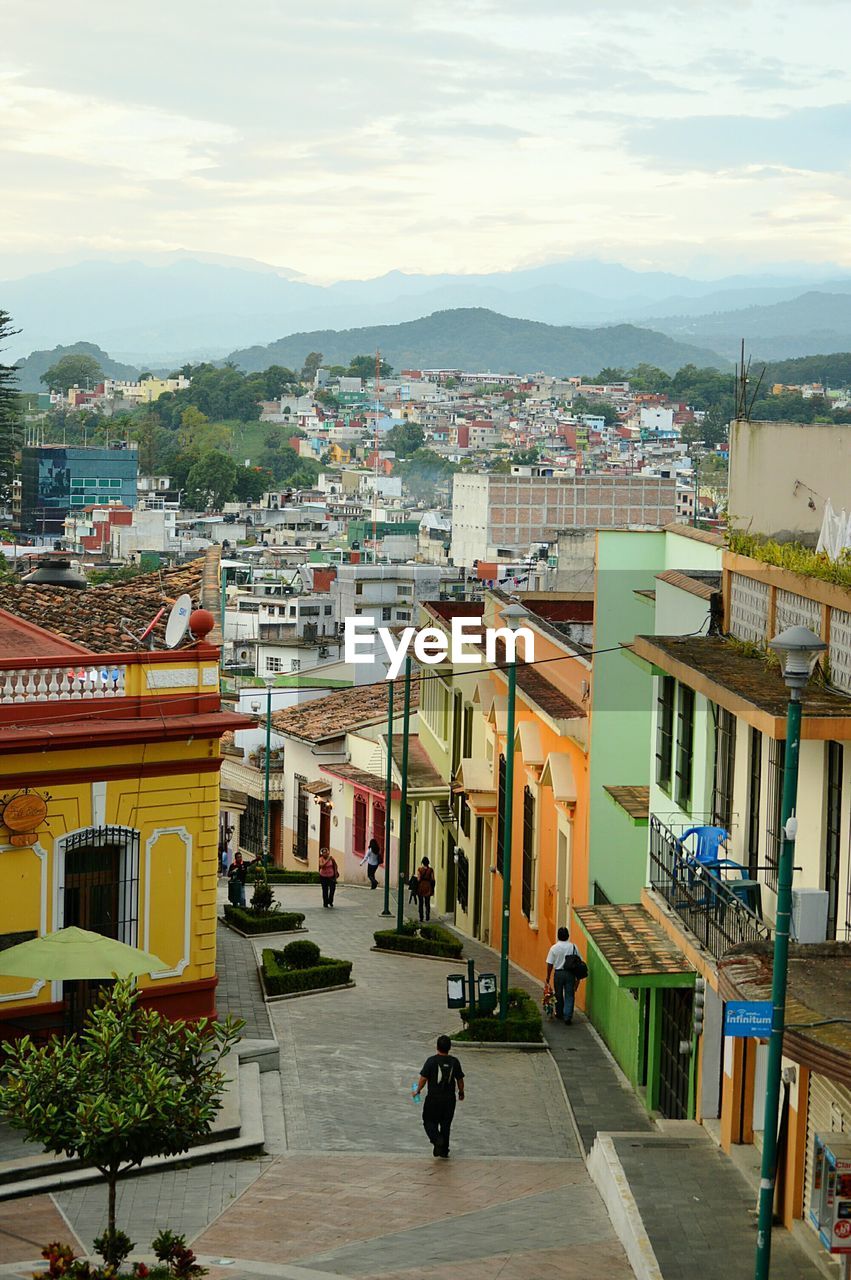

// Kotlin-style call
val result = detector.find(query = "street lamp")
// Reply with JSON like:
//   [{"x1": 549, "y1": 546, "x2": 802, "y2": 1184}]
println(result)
[
  {"x1": 755, "y1": 624, "x2": 827, "y2": 1280},
  {"x1": 250, "y1": 681, "x2": 274, "y2": 869},
  {"x1": 498, "y1": 601, "x2": 530, "y2": 1021}
]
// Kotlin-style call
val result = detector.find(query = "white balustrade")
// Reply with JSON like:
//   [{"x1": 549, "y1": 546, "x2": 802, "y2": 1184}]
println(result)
[{"x1": 0, "y1": 663, "x2": 128, "y2": 704}]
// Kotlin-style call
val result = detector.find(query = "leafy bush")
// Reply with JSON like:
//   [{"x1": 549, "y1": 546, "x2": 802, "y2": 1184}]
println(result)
[
  {"x1": 223, "y1": 905, "x2": 304, "y2": 934},
  {"x1": 281, "y1": 939, "x2": 321, "y2": 969},
  {"x1": 373, "y1": 923, "x2": 463, "y2": 958},
  {"x1": 248, "y1": 868, "x2": 320, "y2": 884},
  {"x1": 94, "y1": 1228, "x2": 134, "y2": 1270},
  {"x1": 151, "y1": 1230, "x2": 207, "y2": 1279},
  {"x1": 262, "y1": 949, "x2": 352, "y2": 997},
  {"x1": 250, "y1": 878, "x2": 276, "y2": 913},
  {"x1": 456, "y1": 988, "x2": 543, "y2": 1042},
  {"x1": 729, "y1": 530, "x2": 851, "y2": 588}
]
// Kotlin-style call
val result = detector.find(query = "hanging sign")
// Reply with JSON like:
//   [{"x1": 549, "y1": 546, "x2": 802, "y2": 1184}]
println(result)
[
  {"x1": 723, "y1": 1000, "x2": 773, "y2": 1038},
  {"x1": 1, "y1": 792, "x2": 49, "y2": 847}
]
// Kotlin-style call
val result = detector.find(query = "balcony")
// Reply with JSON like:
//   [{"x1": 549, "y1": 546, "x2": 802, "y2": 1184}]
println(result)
[
  {"x1": 649, "y1": 815, "x2": 771, "y2": 960},
  {"x1": 0, "y1": 652, "x2": 220, "y2": 711}
]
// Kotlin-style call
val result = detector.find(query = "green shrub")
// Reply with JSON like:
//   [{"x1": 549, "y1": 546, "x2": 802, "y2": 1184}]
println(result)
[
  {"x1": 262, "y1": 949, "x2": 353, "y2": 997},
  {"x1": 456, "y1": 989, "x2": 543, "y2": 1042},
  {"x1": 281, "y1": 938, "x2": 321, "y2": 969},
  {"x1": 223, "y1": 905, "x2": 304, "y2": 935},
  {"x1": 248, "y1": 868, "x2": 320, "y2": 884},
  {"x1": 250, "y1": 879, "x2": 276, "y2": 913},
  {"x1": 373, "y1": 925, "x2": 463, "y2": 958}
]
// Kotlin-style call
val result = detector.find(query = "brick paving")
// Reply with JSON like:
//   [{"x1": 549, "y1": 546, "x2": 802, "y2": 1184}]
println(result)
[{"x1": 216, "y1": 915, "x2": 273, "y2": 1039}]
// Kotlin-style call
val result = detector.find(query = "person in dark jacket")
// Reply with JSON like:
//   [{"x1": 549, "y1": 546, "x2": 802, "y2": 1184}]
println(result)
[{"x1": 227, "y1": 851, "x2": 248, "y2": 907}]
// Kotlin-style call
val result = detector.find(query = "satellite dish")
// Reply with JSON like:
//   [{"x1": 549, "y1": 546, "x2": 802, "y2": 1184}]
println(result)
[{"x1": 165, "y1": 594, "x2": 192, "y2": 648}]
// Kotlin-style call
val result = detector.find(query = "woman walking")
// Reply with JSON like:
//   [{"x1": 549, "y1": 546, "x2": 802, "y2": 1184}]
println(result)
[
  {"x1": 360, "y1": 836, "x2": 382, "y2": 890},
  {"x1": 416, "y1": 856, "x2": 436, "y2": 921},
  {"x1": 319, "y1": 848, "x2": 339, "y2": 908}
]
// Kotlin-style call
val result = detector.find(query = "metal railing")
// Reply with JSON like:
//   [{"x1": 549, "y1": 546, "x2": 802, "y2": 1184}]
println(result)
[{"x1": 649, "y1": 815, "x2": 771, "y2": 960}]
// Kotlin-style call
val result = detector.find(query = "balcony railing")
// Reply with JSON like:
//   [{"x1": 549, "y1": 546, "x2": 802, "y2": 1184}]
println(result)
[
  {"x1": 649, "y1": 814, "x2": 771, "y2": 960},
  {"x1": 0, "y1": 661, "x2": 128, "y2": 702}
]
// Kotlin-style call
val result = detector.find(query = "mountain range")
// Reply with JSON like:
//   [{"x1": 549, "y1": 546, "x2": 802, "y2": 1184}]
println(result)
[{"x1": 4, "y1": 253, "x2": 851, "y2": 367}]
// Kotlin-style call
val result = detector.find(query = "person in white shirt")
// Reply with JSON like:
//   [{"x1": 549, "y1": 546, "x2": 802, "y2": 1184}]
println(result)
[{"x1": 545, "y1": 926, "x2": 580, "y2": 1025}]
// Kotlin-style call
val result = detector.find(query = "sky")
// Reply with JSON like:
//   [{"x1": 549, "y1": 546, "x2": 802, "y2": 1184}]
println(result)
[{"x1": 2, "y1": 0, "x2": 851, "y2": 282}]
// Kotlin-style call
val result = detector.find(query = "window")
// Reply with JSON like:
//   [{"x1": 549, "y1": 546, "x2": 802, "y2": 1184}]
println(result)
[
  {"x1": 396, "y1": 583, "x2": 411, "y2": 597},
  {"x1": 292, "y1": 774, "x2": 309, "y2": 859},
  {"x1": 765, "y1": 739, "x2": 786, "y2": 892},
  {"x1": 241, "y1": 796, "x2": 264, "y2": 857},
  {"x1": 655, "y1": 676, "x2": 675, "y2": 790},
  {"x1": 325, "y1": 605, "x2": 333, "y2": 615},
  {"x1": 396, "y1": 610, "x2": 410, "y2": 621},
  {"x1": 266, "y1": 656, "x2": 283, "y2": 673},
  {"x1": 674, "y1": 685, "x2": 695, "y2": 810},
  {"x1": 462, "y1": 703, "x2": 473, "y2": 759},
  {"x1": 746, "y1": 728, "x2": 762, "y2": 879},
  {"x1": 355, "y1": 582, "x2": 364, "y2": 595},
  {"x1": 382, "y1": 607, "x2": 392, "y2": 621},
  {"x1": 291, "y1": 659, "x2": 301, "y2": 673},
  {"x1": 712, "y1": 707, "x2": 737, "y2": 830},
  {"x1": 353, "y1": 793, "x2": 368, "y2": 855},
  {"x1": 826, "y1": 742, "x2": 843, "y2": 939},
  {"x1": 372, "y1": 802, "x2": 386, "y2": 857},
  {"x1": 300, "y1": 605, "x2": 320, "y2": 617},
  {"x1": 459, "y1": 794, "x2": 471, "y2": 838},
  {"x1": 495, "y1": 754, "x2": 506, "y2": 874},
  {"x1": 521, "y1": 786, "x2": 536, "y2": 919},
  {"x1": 451, "y1": 691, "x2": 463, "y2": 774}
]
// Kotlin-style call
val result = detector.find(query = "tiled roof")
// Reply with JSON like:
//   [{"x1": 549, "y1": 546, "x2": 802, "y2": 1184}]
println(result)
[
  {"x1": 391, "y1": 735, "x2": 446, "y2": 791},
  {"x1": 718, "y1": 943, "x2": 851, "y2": 1087},
  {"x1": 655, "y1": 570, "x2": 719, "y2": 601},
  {"x1": 604, "y1": 785, "x2": 650, "y2": 823},
  {"x1": 634, "y1": 635, "x2": 851, "y2": 721},
  {"x1": 271, "y1": 679, "x2": 420, "y2": 743},
  {"x1": 0, "y1": 611, "x2": 88, "y2": 659},
  {"x1": 491, "y1": 640, "x2": 585, "y2": 722},
  {"x1": 0, "y1": 559, "x2": 206, "y2": 654},
  {"x1": 575, "y1": 904, "x2": 693, "y2": 980},
  {"x1": 321, "y1": 763, "x2": 392, "y2": 795}
]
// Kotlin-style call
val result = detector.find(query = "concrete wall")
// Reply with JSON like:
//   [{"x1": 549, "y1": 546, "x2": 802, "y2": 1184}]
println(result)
[
  {"x1": 585, "y1": 946, "x2": 643, "y2": 1085},
  {"x1": 728, "y1": 419, "x2": 851, "y2": 543}
]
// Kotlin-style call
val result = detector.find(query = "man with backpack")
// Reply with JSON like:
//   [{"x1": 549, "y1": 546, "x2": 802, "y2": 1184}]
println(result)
[
  {"x1": 413, "y1": 1034, "x2": 465, "y2": 1158},
  {"x1": 545, "y1": 926, "x2": 587, "y2": 1025}
]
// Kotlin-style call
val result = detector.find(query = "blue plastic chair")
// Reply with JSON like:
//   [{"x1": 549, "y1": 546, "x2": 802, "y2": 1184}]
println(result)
[{"x1": 679, "y1": 826, "x2": 730, "y2": 864}]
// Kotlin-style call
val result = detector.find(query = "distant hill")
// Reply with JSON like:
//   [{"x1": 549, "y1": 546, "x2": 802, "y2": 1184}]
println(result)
[
  {"x1": 227, "y1": 308, "x2": 728, "y2": 377},
  {"x1": 3, "y1": 253, "x2": 843, "y2": 366},
  {"x1": 650, "y1": 289, "x2": 851, "y2": 362},
  {"x1": 757, "y1": 351, "x2": 851, "y2": 387},
  {"x1": 14, "y1": 342, "x2": 142, "y2": 393}
]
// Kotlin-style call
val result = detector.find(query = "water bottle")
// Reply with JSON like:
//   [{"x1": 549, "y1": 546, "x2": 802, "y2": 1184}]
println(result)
[{"x1": 411, "y1": 1082, "x2": 421, "y2": 1105}]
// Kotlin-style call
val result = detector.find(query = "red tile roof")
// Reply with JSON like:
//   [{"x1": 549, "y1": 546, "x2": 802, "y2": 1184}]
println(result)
[
  {"x1": 271, "y1": 679, "x2": 420, "y2": 743},
  {"x1": 0, "y1": 559, "x2": 207, "y2": 654}
]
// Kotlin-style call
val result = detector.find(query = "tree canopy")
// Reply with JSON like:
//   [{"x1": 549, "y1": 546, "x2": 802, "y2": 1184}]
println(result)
[
  {"x1": 347, "y1": 354, "x2": 393, "y2": 380},
  {"x1": 41, "y1": 352, "x2": 104, "y2": 393},
  {"x1": 384, "y1": 421, "x2": 424, "y2": 457}
]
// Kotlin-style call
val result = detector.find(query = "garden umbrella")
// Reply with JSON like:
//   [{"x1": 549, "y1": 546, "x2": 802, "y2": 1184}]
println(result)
[{"x1": 0, "y1": 927, "x2": 167, "y2": 980}]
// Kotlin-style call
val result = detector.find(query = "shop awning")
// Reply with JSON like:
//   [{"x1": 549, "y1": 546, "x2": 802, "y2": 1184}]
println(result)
[{"x1": 575, "y1": 904, "x2": 694, "y2": 989}]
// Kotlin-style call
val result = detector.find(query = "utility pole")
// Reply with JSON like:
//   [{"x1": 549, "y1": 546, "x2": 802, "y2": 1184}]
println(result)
[{"x1": 381, "y1": 676, "x2": 394, "y2": 916}]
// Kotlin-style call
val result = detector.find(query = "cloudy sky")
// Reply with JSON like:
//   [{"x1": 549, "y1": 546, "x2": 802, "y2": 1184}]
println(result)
[{"x1": 2, "y1": 0, "x2": 850, "y2": 281}]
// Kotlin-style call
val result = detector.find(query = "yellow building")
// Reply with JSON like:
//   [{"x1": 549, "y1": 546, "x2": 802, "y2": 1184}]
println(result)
[{"x1": 0, "y1": 561, "x2": 249, "y2": 1034}]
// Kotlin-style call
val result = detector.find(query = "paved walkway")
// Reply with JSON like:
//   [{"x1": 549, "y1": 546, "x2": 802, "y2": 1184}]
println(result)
[{"x1": 0, "y1": 884, "x2": 826, "y2": 1279}]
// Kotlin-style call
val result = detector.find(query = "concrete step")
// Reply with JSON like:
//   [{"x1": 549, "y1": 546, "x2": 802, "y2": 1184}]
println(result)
[{"x1": 0, "y1": 1054, "x2": 265, "y2": 1201}]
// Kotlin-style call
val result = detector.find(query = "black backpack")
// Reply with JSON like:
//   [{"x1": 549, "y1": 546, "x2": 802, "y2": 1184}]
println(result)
[{"x1": 562, "y1": 952, "x2": 588, "y2": 981}]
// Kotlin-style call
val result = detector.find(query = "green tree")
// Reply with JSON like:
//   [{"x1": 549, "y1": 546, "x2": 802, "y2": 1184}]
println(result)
[
  {"x1": 348, "y1": 354, "x2": 393, "y2": 380},
  {"x1": 131, "y1": 413, "x2": 178, "y2": 476},
  {"x1": 186, "y1": 450, "x2": 238, "y2": 510},
  {"x1": 41, "y1": 353, "x2": 104, "y2": 393},
  {"x1": 0, "y1": 980, "x2": 241, "y2": 1263},
  {"x1": 385, "y1": 422, "x2": 425, "y2": 457},
  {"x1": 301, "y1": 352, "x2": 323, "y2": 382},
  {"x1": 0, "y1": 311, "x2": 23, "y2": 505},
  {"x1": 234, "y1": 466, "x2": 272, "y2": 502},
  {"x1": 394, "y1": 448, "x2": 457, "y2": 500},
  {"x1": 628, "y1": 363, "x2": 671, "y2": 393}
]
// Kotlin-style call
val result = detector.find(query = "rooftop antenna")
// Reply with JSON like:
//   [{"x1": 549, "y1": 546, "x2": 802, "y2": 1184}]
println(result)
[{"x1": 734, "y1": 338, "x2": 765, "y2": 421}]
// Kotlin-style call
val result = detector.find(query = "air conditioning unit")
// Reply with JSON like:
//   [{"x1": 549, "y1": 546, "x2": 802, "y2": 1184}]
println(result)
[{"x1": 791, "y1": 888, "x2": 829, "y2": 943}]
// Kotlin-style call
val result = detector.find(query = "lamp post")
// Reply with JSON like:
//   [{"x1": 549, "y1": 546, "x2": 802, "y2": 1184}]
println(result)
[
  {"x1": 498, "y1": 602, "x2": 530, "y2": 1021},
  {"x1": 382, "y1": 675, "x2": 394, "y2": 916},
  {"x1": 395, "y1": 657, "x2": 413, "y2": 933},
  {"x1": 755, "y1": 624, "x2": 827, "y2": 1280},
  {"x1": 251, "y1": 682, "x2": 274, "y2": 869}
]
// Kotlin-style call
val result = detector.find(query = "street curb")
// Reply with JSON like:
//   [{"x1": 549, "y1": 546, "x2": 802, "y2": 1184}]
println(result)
[
  {"x1": 369, "y1": 946, "x2": 464, "y2": 963},
  {"x1": 220, "y1": 919, "x2": 308, "y2": 939},
  {"x1": 449, "y1": 1040, "x2": 547, "y2": 1051},
  {"x1": 587, "y1": 1135, "x2": 664, "y2": 1280},
  {"x1": 264, "y1": 981, "x2": 356, "y2": 1003}
]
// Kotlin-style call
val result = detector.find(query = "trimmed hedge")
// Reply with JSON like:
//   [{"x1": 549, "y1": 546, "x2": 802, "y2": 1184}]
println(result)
[
  {"x1": 248, "y1": 868, "x2": 320, "y2": 885},
  {"x1": 373, "y1": 922, "x2": 463, "y2": 958},
  {"x1": 262, "y1": 948, "x2": 353, "y2": 996},
  {"x1": 456, "y1": 987, "x2": 543, "y2": 1042},
  {"x1": 223, "y1": 905, "x2": 305, "y2": 935}
]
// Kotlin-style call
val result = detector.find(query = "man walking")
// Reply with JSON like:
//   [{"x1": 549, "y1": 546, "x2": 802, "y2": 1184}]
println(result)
[
  {"x1": 414, "y1": 1034, "x2": 465, "y2": 1158},
  {"x1": 227, "y1": 850, "x2": 248, "y2": 908},
  {"x1": 545, "y1": 926, "x2": 581, "y2": 1025}
]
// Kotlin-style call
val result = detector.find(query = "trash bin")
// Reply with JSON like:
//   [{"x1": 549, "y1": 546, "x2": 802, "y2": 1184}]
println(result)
[
  {"x1": 446, "y1": 973, "x2": 467, "y2": 1009},
  {"x1": 477, "y1": 973, "x2": 498, "y2": 1013}
]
